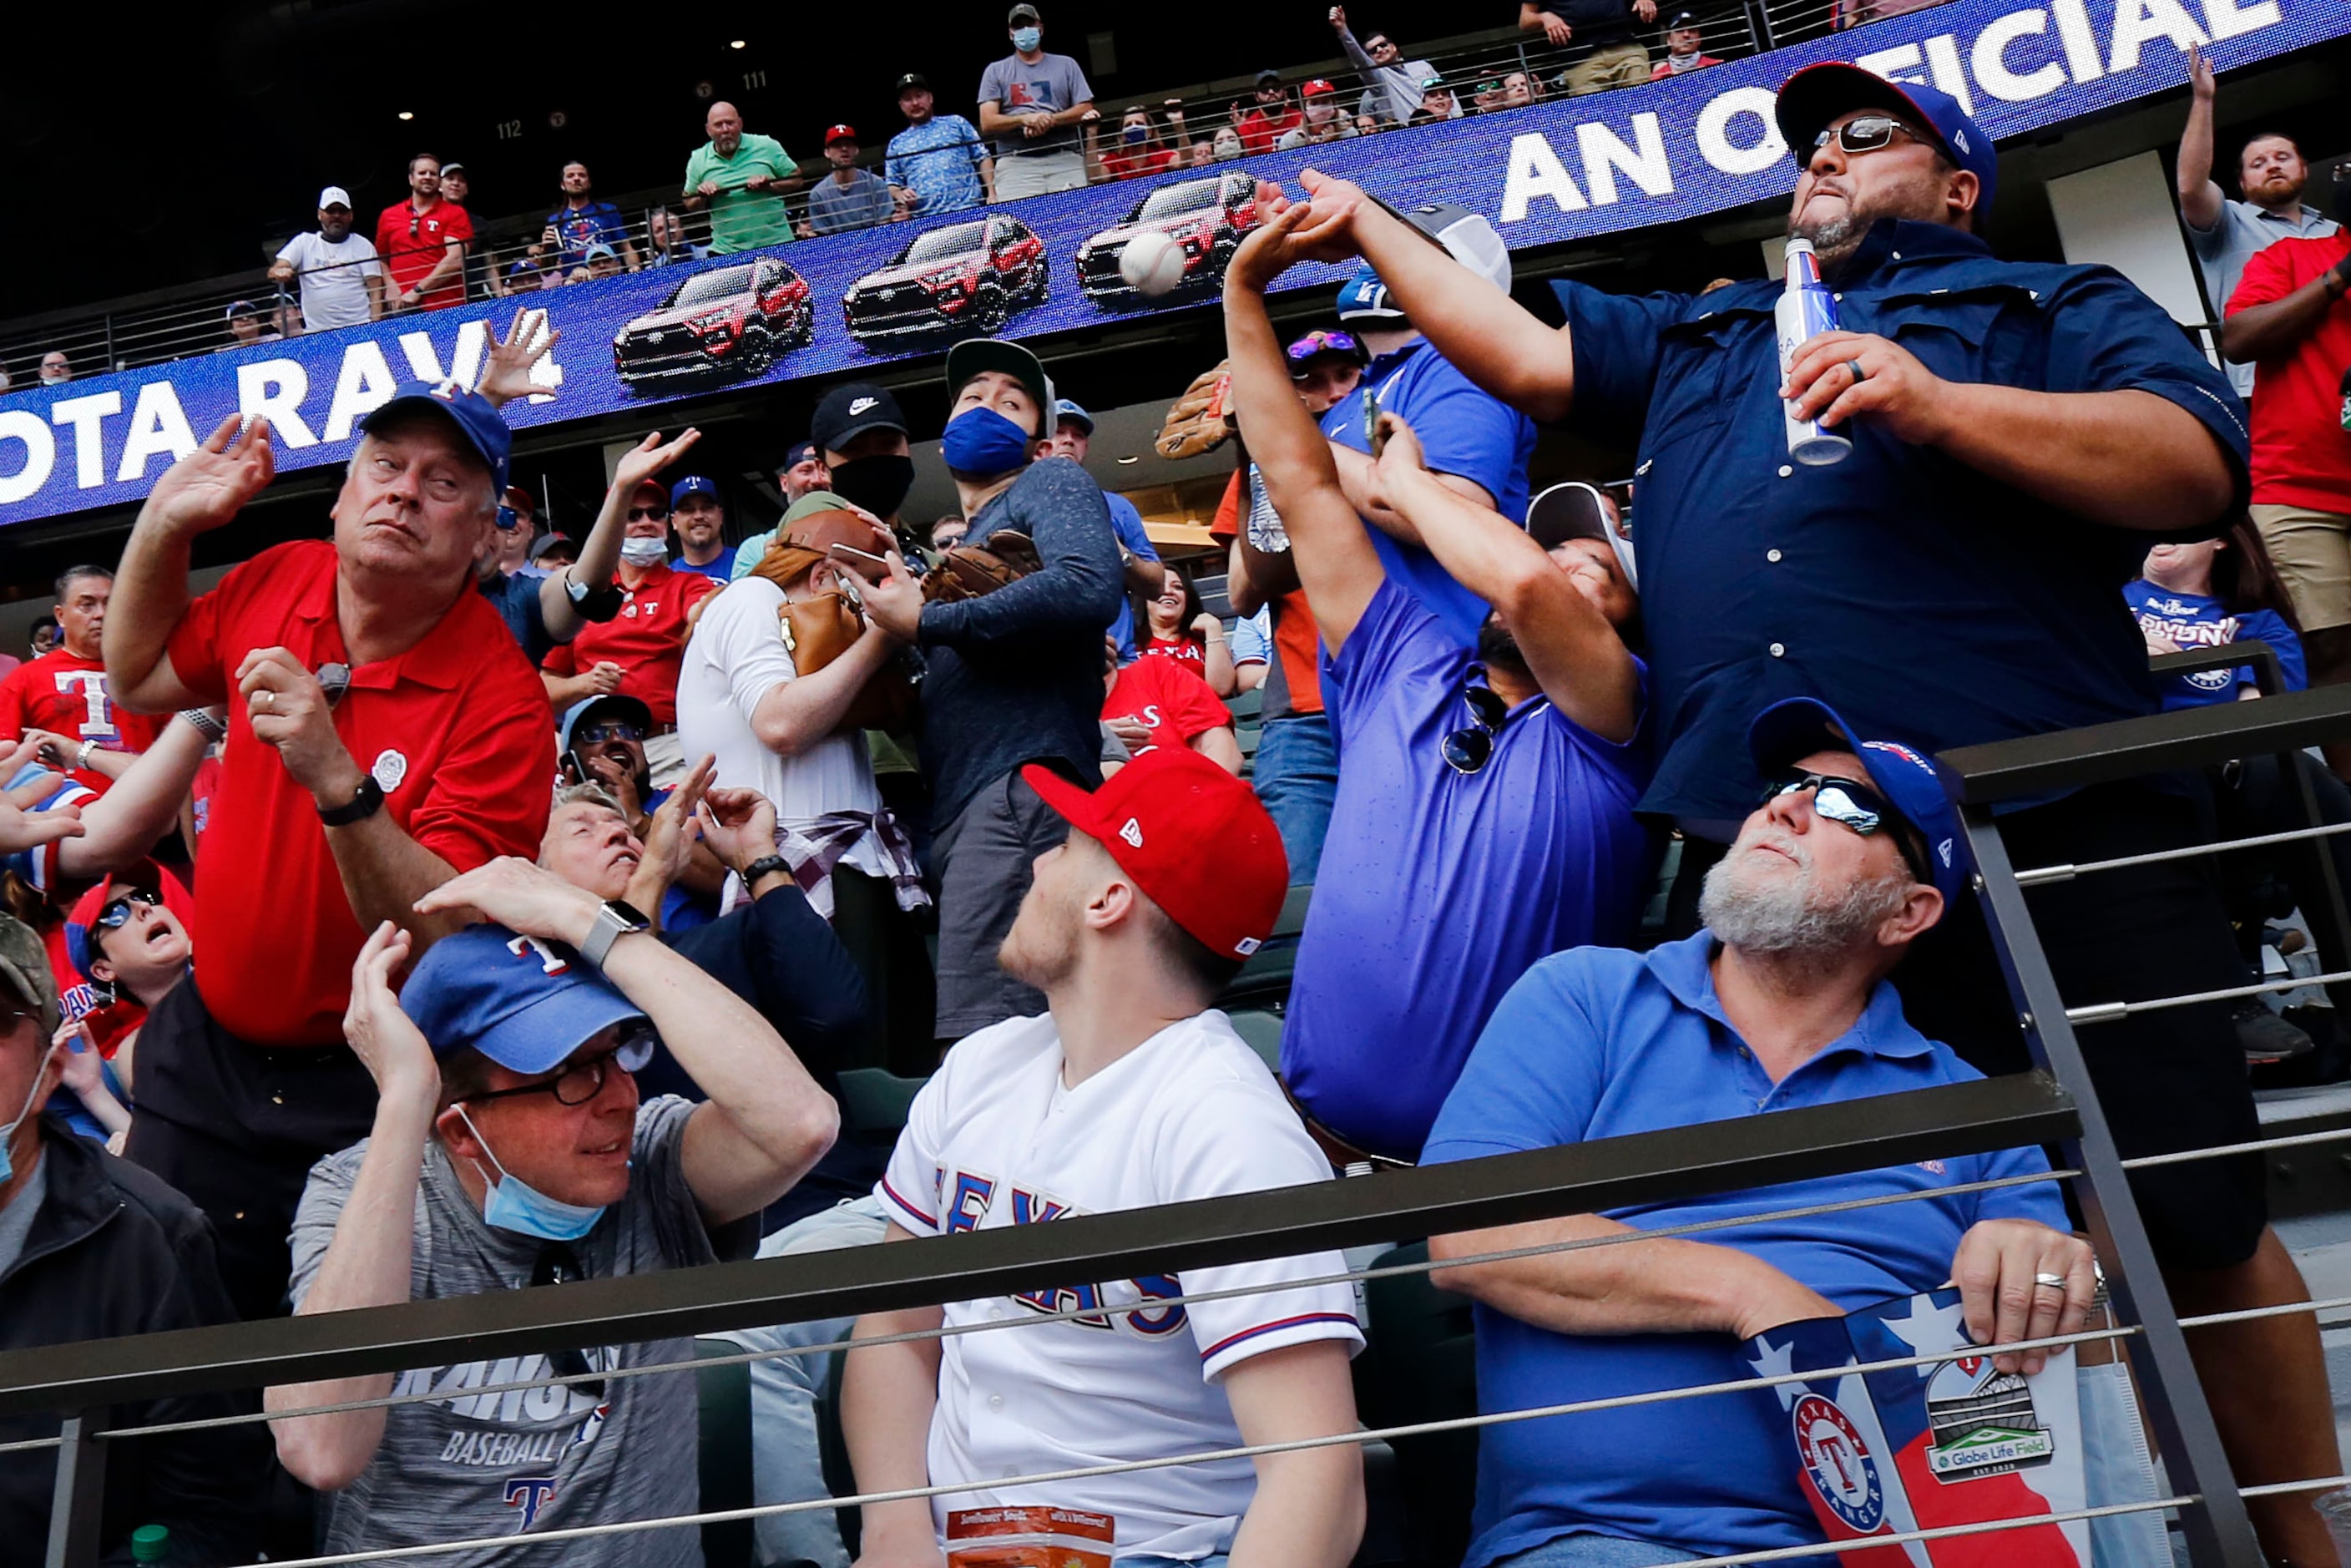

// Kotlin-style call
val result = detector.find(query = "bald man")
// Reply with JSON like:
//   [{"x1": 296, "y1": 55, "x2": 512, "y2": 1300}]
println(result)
[{"x1": 684, "y1": 101, "x2": 799, "y2": 255}]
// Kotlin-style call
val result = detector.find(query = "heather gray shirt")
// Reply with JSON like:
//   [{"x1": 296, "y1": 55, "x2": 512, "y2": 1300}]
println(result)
[
  {"x1": 2187, "y1": 197, "x2": 2337, "y2": 396},
  {"x1": 290, "y1": 1096, "x2": 736, "y2": 1568},
  {"x1": 977, "y1": 50, "x2": 1093, "y2": 160}
]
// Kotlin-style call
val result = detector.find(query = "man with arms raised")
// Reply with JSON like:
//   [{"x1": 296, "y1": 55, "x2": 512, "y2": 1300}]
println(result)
[
  {"x1": 1270, "y1": 66, "x2": 2327, "y2": 1555},
  {"x1": 104, "y1": 337, "x2": 559, "y2": 1318},
  {"x1": 266, "y1": 857, "x2": 837, "y2": 1565},
  {"x1": 845, "y1": 748, "x2": 1363, "y2": 1568},
  {"x1": 1424, "y1": 701, "x2": 2090, "y2": 1568}
]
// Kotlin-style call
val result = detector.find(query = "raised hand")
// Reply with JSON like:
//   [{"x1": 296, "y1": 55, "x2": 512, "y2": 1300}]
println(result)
[
  {"x1": 640, "y1": 755, "x2": 715, "y2": 886},
  {"x1": 695, "y1": 787, "x2": 781, "y2": 875},
  {"x1": 1224, "y1": 200, "x2": 1320, "y2": 295},
  {"x1": 611, "y1": 428, "x2": 705, "y2": 496},
  {"x1": 0, "y1": 765, "x2": 83, "y2": 857},
  {"x1": 1283, "y1": 169, "x2": 1380, "y2": 266},
  {"x1": 2188, "y1": 41, "x2": 2215, "y2": 100},
  {"x1": 413, "y1": 857, "x2": 604, "y2": 948},
  {"x1": 475, "y1": 306, "x2": 563, "y2": 409},
  {"x1": 140, "y1": 414, "x2": 276, "y2": 538},
  {"x1": 858, "y1": 548, "x2": 926, "y2": 642},
  {"x1": 341, "y1": 922, "x2": 439, "y2": 1104}
]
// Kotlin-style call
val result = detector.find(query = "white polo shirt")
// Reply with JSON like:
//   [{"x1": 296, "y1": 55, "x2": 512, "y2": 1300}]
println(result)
[{"x1": 878, "y1": 1009, "x2": 1363, "y2": 1559}]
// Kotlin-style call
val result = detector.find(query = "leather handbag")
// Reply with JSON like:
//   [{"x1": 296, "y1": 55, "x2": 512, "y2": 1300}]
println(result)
[{"x1": 778, "y1": 589, "x2": 921, "y2": 736}]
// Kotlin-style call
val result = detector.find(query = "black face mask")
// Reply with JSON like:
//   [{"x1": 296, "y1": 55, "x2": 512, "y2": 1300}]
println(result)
[{"x1": 826, "y1": 454, "x2": 917, "y2": 521}]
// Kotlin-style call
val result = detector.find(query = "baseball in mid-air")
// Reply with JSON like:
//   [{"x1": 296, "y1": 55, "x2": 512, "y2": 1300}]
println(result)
[{"x1": 1119, "y1": 231, "x2": 1188, "y2": 297}]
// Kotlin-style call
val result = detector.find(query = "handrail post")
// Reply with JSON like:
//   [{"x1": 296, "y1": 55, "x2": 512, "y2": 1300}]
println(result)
[
  {"x1": 44, "y1": 1410, "x2": 108, "y2": 1568},
  {"x1": 1746, "y1": 0, "x2": 1778, "y2": 52}
]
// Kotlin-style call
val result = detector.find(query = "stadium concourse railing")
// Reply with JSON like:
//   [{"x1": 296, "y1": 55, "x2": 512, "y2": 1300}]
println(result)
[
  {"x1": 0, "y1": 0, "x2": 1803, "y2": 383},
  {"x1": 12, "y1": 685, "x2": 2351, "y2": 1565}
]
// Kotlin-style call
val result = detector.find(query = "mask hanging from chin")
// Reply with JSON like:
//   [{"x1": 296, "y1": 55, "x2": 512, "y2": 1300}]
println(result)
[
  {"x1": 619, "y1": 537, "x2": 670, "y2": 568},
  {"x1": 456, "y1": 1106, "x2": 609, "y2": 1242},
  {"x1": 0, "y1": 1060, "x2": 49, "y2": 1186}
]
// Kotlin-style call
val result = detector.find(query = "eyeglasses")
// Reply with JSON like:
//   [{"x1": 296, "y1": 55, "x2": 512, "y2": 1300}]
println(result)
[
  {"x1": 1762, "y1": 772, "x2": 1933, "y2": 885},
  {"x1": 1286, "y1": 329, "x2": 1361, "y2": 364},
  {"x1": 464, "y1": 1034, "x2": 654, "y2": 1110},
  {"x1": 528, "y1": 1242, "x2": 605, "y2": 1399},
  {"x1": 94, "y1": 888, "x2": 163, "y2": 932},
  {"x1": 574, "y1": 720, "x2": 644, "y2": 747},
  {"x1": 626, "y1": 506, "x2": 669, "y2": 522},
  {"x1": 1441, "y1": 684, "x2": 1512, "y2": 775},
  {"x1": 1811, "y1": 115, "x2": 1924, "y2": 158}
]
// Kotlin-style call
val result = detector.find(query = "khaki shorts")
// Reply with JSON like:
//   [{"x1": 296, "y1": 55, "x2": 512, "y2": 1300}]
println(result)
[
  {"x1": 1565, "y1": 42, "x2": 1651, "y2": 96},
  {"x1": 2252, "y1": 502, "x2": 2351, "y2": 633}
]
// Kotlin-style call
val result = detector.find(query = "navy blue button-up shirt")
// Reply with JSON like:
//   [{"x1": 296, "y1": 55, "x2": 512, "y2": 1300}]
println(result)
[{"x1": 1555, "y1": 218, "x2": 2251, "y2": 831}]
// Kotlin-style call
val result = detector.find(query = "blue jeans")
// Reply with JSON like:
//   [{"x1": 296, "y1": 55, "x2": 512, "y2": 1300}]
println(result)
[
  {"x1": 1253, "y1": 714, "x2": 1337, "y2": 884},
  {"x1": 1494, "y1": 1535, "x2": 1693, "y2": 1567}
]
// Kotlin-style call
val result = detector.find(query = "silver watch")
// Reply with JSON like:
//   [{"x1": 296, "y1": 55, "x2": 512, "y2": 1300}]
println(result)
[{"x1": 578, "y1": 899, "x2": 651, "y2": 969}]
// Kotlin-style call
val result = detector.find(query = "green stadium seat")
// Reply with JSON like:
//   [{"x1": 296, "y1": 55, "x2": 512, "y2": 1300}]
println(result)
[
  {"x1": 1227, "y1": 1008, "x2": 1284, "y2": 1071},
  {"x1": 1352, "y1": 1242, "x2": 1480, "y2": 1567},
  {"x1": 695, "y1": 1338, "x2": 757, "y2": 1568},
  {"x1": 835, "y1": 1066, "x2": 926, "y2": 1147}
]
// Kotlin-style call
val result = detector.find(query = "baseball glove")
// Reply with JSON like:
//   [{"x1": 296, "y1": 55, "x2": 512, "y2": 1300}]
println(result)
[
  {"x1": 922, "y1": 530, "x2": 1044, "y2": 604},
  {"x1": 1155, "y1": 360, "x2": 1234, "y2": 460}
]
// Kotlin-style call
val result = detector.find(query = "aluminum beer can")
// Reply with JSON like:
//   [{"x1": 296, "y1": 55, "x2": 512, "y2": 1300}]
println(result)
[{"x1": 1775, "y1": 239, "x2": 1853, "y2": 466}]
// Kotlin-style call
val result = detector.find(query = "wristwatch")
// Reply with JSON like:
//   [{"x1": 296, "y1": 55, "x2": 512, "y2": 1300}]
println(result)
[
  {"x1": 579, "y1": 898, "x2": 652, "y2": 969},
  {"x1": 739, "y1": 853, "x2": 791, "y2": 888},
  {"x1": 317, "y1": 776, "x2": 385, "y2": 827},
  {"x1": 564, "y1": 569, "x2": 592, "y2": 604},
  {"x1": 179, "y1": 709, "x2": 228, "y2": 743}
]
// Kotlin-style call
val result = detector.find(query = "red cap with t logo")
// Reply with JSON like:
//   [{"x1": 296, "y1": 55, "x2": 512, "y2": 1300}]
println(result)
[{"x1": 1020, "y1": 749, "x2": 1288, "y2": 959}]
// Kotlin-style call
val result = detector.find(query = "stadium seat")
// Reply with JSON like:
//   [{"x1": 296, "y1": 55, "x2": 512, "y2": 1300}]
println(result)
[
  {"x1": 835, "y1": 1066, "x2": 927, "y2": 1146},
  {"x1": 1218, "y1": 884, "x2": 1312, "y2": 1011},
  {"x1": 1227, "y1": 1007, "x2": 1284, "y2": 1071},
  {"x1": 1351, "y1": 1242, "x2": 1480, "y2": 1568},
  {"x1": 1196, "y1": 572, "x2": 1234, "y2": 618},
  {"x1": 695, "y1": 1338, "x2": 758, "y2": 1567}
]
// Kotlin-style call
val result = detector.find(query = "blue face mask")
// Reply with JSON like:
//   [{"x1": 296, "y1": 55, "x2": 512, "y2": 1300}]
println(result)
[
  {"x1": 0, "y1": 1056, "x2": 49, "y2": 1186},
  {"x1": 1012, "y1": 25, "x2": 1041, "y2": 50},
  {"x1": 458, "y1": 1106, "x2": 609, "y2": 1242},
  {"x1": 941, "y1": 405, "x2": 1037, "y2": 478},
  {"x1": 1122, "y1": 124, "x2": 1148, "y2": 144}
]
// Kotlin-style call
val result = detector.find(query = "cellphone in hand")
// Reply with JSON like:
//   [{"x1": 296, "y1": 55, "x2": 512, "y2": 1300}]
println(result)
[
  {"x1": 827, "y1": 542, "x2": 894, "y2": 583},
  {"x1": 1363, "y1": 387, "x2": 1386, "y2": 457}
]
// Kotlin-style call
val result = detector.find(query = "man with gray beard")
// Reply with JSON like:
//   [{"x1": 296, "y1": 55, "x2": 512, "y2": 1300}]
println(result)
[{"x1": 1419, "y1": 698, "x2": 2089, "y2": 1568}]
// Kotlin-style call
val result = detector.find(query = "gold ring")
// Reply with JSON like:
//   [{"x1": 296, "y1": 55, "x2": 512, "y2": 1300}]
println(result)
[{"x1": 258, "y1": 690, "x2": 274, "y2": 710}]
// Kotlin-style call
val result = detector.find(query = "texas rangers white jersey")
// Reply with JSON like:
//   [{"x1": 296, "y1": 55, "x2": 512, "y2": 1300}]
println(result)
[{"x1": 877, "y1": 1008, "x2": 1363, "y2": 1560}]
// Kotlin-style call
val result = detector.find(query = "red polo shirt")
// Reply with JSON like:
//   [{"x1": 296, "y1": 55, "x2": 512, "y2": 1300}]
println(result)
[
  {"x1": 0, "y1": 649, "x2": 167, "y2": 753},
  {"x1": 2230, "y1": 232, "x2": 2351, "y2": 514},
  {"x1": 1103, "y1": 655, "x2": 1232, "y2": 755},
  {"x1": 541, "y1": 561, "x2": 716, "y2": 725},
  {"x1": 373, "y1": 198, "x2": 475, "y2": 311},
  {"x1": 164, "y1": 540, "x2": 554, "y2": 1045}
]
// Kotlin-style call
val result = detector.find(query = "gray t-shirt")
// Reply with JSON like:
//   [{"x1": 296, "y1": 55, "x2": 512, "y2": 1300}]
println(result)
[
  {"x1": 0, "y1": 1150, "x2": 47, "y2": 1279},
  {"x1": 290, "y1": 1096, "x2": 731, "y2": 1568},
  {"x1": 2187, "y1": 197, "x2": 2338, "y2": 396},
  {"x1": 976, "y1": 50, "x2": 1092, "y2": 160}
]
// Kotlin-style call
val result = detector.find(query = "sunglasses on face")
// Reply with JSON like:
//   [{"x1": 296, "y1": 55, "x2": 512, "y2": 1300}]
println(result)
[
  {"x1": 1762, "y1": 771, "x2": 1933, "y2": 885},
  {"x1": 1812, "y1": 115, "x2": 1924, "y2": 158},
  {"x1": 528, "y1": 1242, "x2": 605, "y2": 1398},
  {"x1": 574, "y1": 720, "x2": 644, "y2": 747},
  {"x1": 1441, "y1": 684, "x2": 1513, "y2": 775},
  {"x1": 626, "y1": 506, "x2": 669, "y2": 522},
  {"x1": 1286, "y1": 329, "x2": 1361, "y2": 363},
  {"x1": 95, "y1": 888, "x2": 164, "y2": 932}
]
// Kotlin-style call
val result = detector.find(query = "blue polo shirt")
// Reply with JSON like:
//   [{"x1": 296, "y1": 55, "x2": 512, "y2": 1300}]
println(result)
[
  {"x1": 1105, "y1": 492, "x2": 1159, "y2": 662},
  {"x1": 1555, "y1": 218, "x2": 2251, "y2": 836},
  {"x1": 1422, "y1": 931, "x2": 2067, "y2": 1568},
  {"x1": 1321, "y1": 341, "x2": 1537, "y2": 649},
  {"x1": 477, "y1": 570, "x2": 554, "y2": 665},
  {"x1": 1280, "y1": 580, "x2": 1651, "y2": 1161}
]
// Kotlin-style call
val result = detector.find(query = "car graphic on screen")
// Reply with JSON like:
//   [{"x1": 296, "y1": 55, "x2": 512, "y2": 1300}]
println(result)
[
  {"x1": 612, "y1": 257, "x2": 814, "y2": 387},
  {"x1": 1074, "y1": 172, "x2": 1261, "y2": 307},
  {"x1": 841, "y1": 215, "x2": 1049, "y2": 346}
]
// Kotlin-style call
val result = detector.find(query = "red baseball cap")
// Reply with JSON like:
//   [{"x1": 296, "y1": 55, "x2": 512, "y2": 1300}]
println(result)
[
  {"x1": 1302, "y1": 78, "x2": 1336, "y2": 97},
  {"x1": 63, "y1": 862, "x2": 193, "y2": 983},
  {"x1": 825, "y1": 124, "x2": 858, "y2": 144},
  {"x1": 1019, "y1": 750, "x2": 1288, "y2": 959}
]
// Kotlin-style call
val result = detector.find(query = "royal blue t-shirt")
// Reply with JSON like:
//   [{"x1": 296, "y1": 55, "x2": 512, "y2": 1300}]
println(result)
[
  {"x1": 1320, "y1": 341, "x2": 1537, "y2": 649},
  {"x1": 675, "y1": 548, "x2": 738, "y2": 584},
  {"x1": 544, "y1": 200, "x2": 629, "y2": 270},
  {"x1": 1104, "y1": 492, "x2": 1159, "y2": 662},
  {"x1": 1422, "y1": 932, "x2": 2068, "y2": 1568},
  {"x1": 2122, "y1": 579, "x2": 2306, "y2": 710},
  {"x1": 1279, "y1": 580, "x2": 1651, "y2": 1161}
]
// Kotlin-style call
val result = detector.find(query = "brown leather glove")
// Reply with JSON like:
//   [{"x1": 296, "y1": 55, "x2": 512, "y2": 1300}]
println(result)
[
  {"x1": 921, "y1": 534, "x2": 1040, "y2": 604},
  {"x1": 1156, "y1": 360, "x2": 1235, "y2": 459}
]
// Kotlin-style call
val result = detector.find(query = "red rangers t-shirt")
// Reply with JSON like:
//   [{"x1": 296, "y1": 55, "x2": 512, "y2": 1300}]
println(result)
[
  {"x1": 373, "y1": 198, "x2": 475, "y2": 311},
  {"x1": 0, "y1": 650, "x2": 167, "y2": 754},
  {"x1": 2229, "y1": 231, "x2": 2351, "y2": 515},
  {"x1": 541, "y1": 561, "x2": 718, "y2": 725},
  {"x1": 1103, "y1": 655, "x2": 1233, "y2": 756},
  {"x1": 164, "y1": 540, "x2": 554, "y2": 1044}
]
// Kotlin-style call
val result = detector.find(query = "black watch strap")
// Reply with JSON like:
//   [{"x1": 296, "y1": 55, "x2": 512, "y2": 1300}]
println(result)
[
  {"x1": 318, "y1": 776, "x2": 385, "y2": 827},
  {"x1": 740, "y1": 854, "x2": 792, "y2": 887}
]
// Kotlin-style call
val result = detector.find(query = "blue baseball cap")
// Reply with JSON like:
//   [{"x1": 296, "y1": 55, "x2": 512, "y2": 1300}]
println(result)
[
  {"x1": 1776, "y1": 63, "x2": 1997, "y2": 216},
  {"x1": 1746, "y1": 696, "x2": 1966, "y2": 913},
  {"x1": 357, "y1": 379, "x2": 513, "y2": 495},
  {"x1": 670, "y1": 474, "x2": 720, "y2": 508},
  {"x1": 1051, "y1": 398, "x2": 1095, "y2": 435},
  {"x1": 1335, "y1": 263, "x2": 1406, "y2": 322},
  {"x1": 558, "y1": 692, "x2": 654, "y2": 757},
  {"x1": 402, "y1": 923, "x2": 650, "y2": 1075}
]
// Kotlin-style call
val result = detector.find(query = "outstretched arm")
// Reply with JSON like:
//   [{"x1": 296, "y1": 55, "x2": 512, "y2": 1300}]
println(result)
[
  {"x1": 1221, "y1": 203, "x2": 1385, "y2": 652},
  {"x1": 107, "y1": 416, "x2": 276, "y2": 713},
  {"x1": 544, "y1": 428, "x2": 700, "y2": 640},
  {"x1": 53, "y1": 716, "x2": 215, "y2": 878},
  {"x1": 2177, "y1": 45, "x2": 2225, "y2": 235},
  {"x1": 1277, "y1": 171, "x2": 1576, "y2": 422}
]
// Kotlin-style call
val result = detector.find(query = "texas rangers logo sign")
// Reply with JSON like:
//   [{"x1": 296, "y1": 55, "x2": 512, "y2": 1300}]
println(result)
[
  {"x1": 1793, "y1": 1393, "x2": 1888, "y2": 1533},
  {"x1": 502, "y1": 1475, "x2": 559, "y2": 1530}
]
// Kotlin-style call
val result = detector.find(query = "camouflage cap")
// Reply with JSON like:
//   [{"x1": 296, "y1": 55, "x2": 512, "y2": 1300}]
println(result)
[{"x1": 0, "y1": 915, "x2": 58, "y2": 1034}]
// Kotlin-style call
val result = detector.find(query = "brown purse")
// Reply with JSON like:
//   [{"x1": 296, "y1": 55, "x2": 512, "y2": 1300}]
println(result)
[{"x1": 778, "y1": 589, "x2": 922, "y2": 736}]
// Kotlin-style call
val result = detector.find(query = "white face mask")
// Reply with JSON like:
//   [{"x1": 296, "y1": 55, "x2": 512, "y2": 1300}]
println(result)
[{"x1": 619, "y1": 537, "x2": 669, "y2": 567}]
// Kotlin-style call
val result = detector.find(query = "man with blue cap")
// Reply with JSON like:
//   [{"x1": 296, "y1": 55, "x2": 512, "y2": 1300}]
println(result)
[
  {"x1": 669, "y1": 473, "x2": 736, "y2": 581},
  {"x1": 267, "y1": 857, "x2": 837, "y2": 1562},
  {"x1": 1422, "y1": 698, "x2": 2087, "y2": 1568},
  {"x1": 1263, "y1": 68, "x2": 2329, "y2": 1554},
  {"x1": 99, "y1": 316, "x2": 572, "y2": 1320}
]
